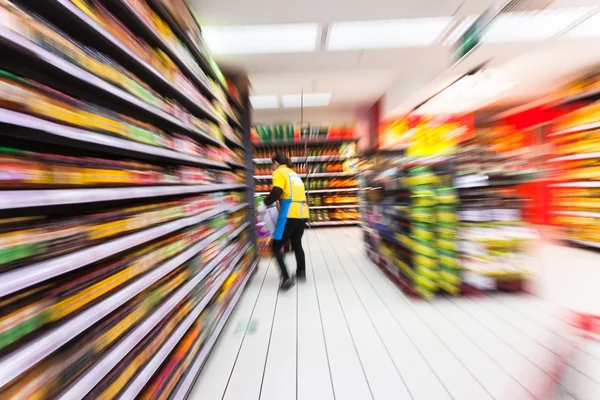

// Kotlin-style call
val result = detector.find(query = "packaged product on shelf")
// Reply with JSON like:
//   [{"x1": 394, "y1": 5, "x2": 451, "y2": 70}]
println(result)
[
  {"x1": 70, "y1": 0, "x2": 216, "y2": 114},
  {"x1": 87, "y1": 295, "x2": 196, "y2": 399},
  {"x1": 408, "y1": 166, "x2": 439, "y2": 299},
  {"x1": 0, "y1": 220, "x2": 213, "y2": 354},
  {"x1": 0, "y1": 70, "x2": 172, "y2": 148},
  {"x1": 1, "y1": 264, "x2": 190, "y2": 399}
]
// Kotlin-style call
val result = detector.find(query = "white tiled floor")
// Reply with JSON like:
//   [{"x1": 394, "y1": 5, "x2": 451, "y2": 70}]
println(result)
[{"x1": 190, "y1": 228, "x2": 600, "y2": 400}]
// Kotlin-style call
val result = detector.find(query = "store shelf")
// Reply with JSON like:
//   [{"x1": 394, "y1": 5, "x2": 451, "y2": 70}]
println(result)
[
  {"x1": 223, "y1": 133, "x2": 244, "y2": 149},
  {"x1": 0, "y1": 205, "x2": 233, "y2": 298},
  {"x1": 0, "y1": 225, "x2": 231, "y2": 390},
  {"x1": 309, "y1": 172, "x2": 357, "y2": 178},
  {"x1": 143, "y1": 0, "x2": 235, "y2": 104},
  {"x1": 0, "y1": 26, "x2": 220, "y2": 147},
  {"x1": 254, "y1": 191, "x2": 269, "y2": 196},
  {"x1": 308, "y1": 220, "x2": 360, "y2": 227},
  {"x1": 229, "y1": 202, "x2": 249, "y2": 213},
  {"x1": 170, "y1": 259, "x2": 258, "y2": 400},
  {"x1": 253, "y1": 137, "x2": 358, "y2": 147},
  {"x1": 61, "y1": 243, "x2": 246, "y2": 400},
  {"x1": 549, "y1": 181, "x2": 600, "y2": 188},
  {"x1": 227, "y1": 160, "x2": 246, "y2": 169},
  {"x1": 227, "y1": 113, "x2": 243, "y2": 129},
  {"x1": 307, "y1": 188, "x2": 360, "y2": 194},
  {"x1": 46, "y1": 0, "x2": 223, "y2": 130},
  {"x1": 104, "y1": 0, "x2": 218, "y2": 113},
  {"x1": 229, "y1": 221, "x2": 250, "y2": 240},
  {"x1": 552, "y1": 210, "x2": 600, "y2": 218},
  {"x1": 253, "y1": 155, "x2": 349, "y2": 164},
  {"x1": 0, "y1": 183, "x2": 245, "y2": 211},
  {"x1": 550, "y1": 121, "x2": 600, "y2": 136},
  {"x1": 565, "y1": 238, "x2": 600, "y2": 249},
  {"x1": 119, "y1": 244, "x2": 249, "y2": 399},
  {"x1": 254, "y1": 172, "x2": 355, "y2": 180},
  {"x1": 0, "y1": 108, "x2": 227, "y2": 168},
  {"x1": 309, "y1": 205, "x2": 359, "y2": 209},
  {"x1": 549, "y1": 152, "x2": 600, "y2": 162},
  {"x1": 556, "y1": 85, "x2": 600, "y2": 105}
]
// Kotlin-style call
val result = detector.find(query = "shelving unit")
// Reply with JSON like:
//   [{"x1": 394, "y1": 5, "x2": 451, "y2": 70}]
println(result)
[
  {"x1": 0, "y1": 1, "x2": 255, "y2": 398},
  {"x1": 252, "y1": 136, "x2": 360, "y2": 227}
]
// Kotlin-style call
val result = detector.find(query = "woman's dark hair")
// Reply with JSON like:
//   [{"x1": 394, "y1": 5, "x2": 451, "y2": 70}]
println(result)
[{"x1": 272, "y1": 152, "x2": 292, "y2": 167}]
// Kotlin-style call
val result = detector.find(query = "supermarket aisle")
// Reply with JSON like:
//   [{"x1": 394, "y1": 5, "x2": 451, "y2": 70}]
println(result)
[{"x1": 190, "y1": 228, "x2": 599, "y2": 400}]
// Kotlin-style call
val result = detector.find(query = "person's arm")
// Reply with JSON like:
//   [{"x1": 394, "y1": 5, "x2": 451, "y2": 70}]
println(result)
[
  {"x1": 258, "y1": 169, "x2": 285, "y2": 213},
  {"x1": 263, "y1": 186, "x2": 283, "y2": 206}
]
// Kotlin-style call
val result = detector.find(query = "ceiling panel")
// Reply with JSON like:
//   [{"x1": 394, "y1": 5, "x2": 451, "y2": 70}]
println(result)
[
  {"x1": 191, "y1": 0, "x2": 469, "y2": 26},
  {"x1": 213, "y1": 50, "x2": 363, "y2": 74}
]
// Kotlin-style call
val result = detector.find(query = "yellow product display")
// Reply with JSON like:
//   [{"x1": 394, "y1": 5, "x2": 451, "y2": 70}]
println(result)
[
  {"x1": 82, "y1": 168, "x2": 131, "y2": 185},
  {"x1": 414, "y1": 253, "x2": 436, "y2": 269},
  {"x1": 437, "y1": 239, "x2": 457, "y2": 252},
  {"x1": 415, "y1": 275, "x2": 437, "y2": 291},
  {"x1": 49, "y1": 267, "x2": 136, "y2": 321},
  {"x1": 437, "y1": 210, "x2": 457, "y2": 223},
  {"x1": 394, "y1": 259, "x2": 414, "y2": 278},
  {"x1": 415, "y1": 284, "x2": 435, "y2": 300},
  {"x1": 411, "y1": 210, "x2": 435, "y2": 223},
  {"x1": 416, "y1": 264, "x2": 438, "y2": 281},
  {"x1": 413, "y1": 227, "x2": 434, "y2": 241},
  {"x1": 438, "y1": 280, "x2": 461, "y2": 295},
  {"x1": 88, "y1": 219, "x2": 129, "y2": 241},
  {"x1": 439, "y1": 270, "x2": 461, "y2": 285},
  {"x1": 407, "y1": 174, "x2": 438, "y2": 186},
  {"x1": 413, "y1": 241, "x2": 437, "y2": 257},
  {"x1": 440, "y1": 253, "x2": 459, "y2": 268}
]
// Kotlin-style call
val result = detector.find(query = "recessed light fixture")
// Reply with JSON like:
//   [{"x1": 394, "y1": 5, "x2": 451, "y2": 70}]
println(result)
[
  {"x1": 250, "y1": 95, "x2": 279, "y2": 109},
  {"x1": 483, "y1": 7, "x2": 592, "y2": 43},
  {"x1": 327, "y1": 18, "x2": 452, "y2": 50},
  {"x1": 282, "y1": 93, "x2": 332, "y2": 108},
  {"x1": 202, "y1": 24, "x2": 319, "y2": 55}
]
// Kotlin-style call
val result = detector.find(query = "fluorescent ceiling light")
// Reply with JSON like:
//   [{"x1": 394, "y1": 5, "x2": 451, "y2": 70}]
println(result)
[
  {"x1": 327, "y1": 18, "x2": 452, "y2": 50},
  {"x1": 250, "y1": 95, "x2": 279, "y2": 109},
  {"x1": 483, "y1": 7, "x2": 592, "y2": 43},
  {"x1": 282, "y1": 93, "x2": 332, "y2": 108},
  {"x1": 203, "y1": 24, "x2": 319, "y2": 55},
  {"x1": 563, "y1": 10, "x2": 600, "y2": 38}
]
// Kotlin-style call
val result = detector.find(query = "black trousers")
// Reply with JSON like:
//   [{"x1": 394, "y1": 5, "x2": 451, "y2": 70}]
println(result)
[{"x1": 272, "y1": 218, "x2": 306, "y2": 280}]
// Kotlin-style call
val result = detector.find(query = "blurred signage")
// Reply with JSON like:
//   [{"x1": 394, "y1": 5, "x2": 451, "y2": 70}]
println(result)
[
  {"x1": 378, "y1": 119, "x2": 410, "y2": 149},
  {"x1": 407, "y1": 115, "x2": 473, "y2": 157}
]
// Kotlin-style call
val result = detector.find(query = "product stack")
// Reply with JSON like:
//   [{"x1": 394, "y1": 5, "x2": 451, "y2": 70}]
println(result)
[
  {"x1": 364, "y1": 155, "x2": 460, "y2": 299},
  {"x1": 364, "y1": 127, "x2": 536, "y2": 298},
  {"x1": 455, "y1": 133, "x2": 538, "y2": 291},
  {"x1": 0, "y1": 0, "x2": 255, "y2": 398},
  {"x1": 550, "y1": 100, "x2": 600, "y2": 248},
  {"x1": 253, "y1": 136, "x2": 360, "y2": 227}
]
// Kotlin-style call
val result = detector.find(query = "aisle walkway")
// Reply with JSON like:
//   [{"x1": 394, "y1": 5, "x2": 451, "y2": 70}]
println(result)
[{"x1": 190, "y1": 228, "x2": 600, "y2": 400}]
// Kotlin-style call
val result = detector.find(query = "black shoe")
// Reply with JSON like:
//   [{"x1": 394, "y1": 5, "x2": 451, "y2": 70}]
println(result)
[
  {"x1": 280, "y1": 278, "x2": 295, "y2": 291},
  {"x1": 295, "y1": 270, "x2": 306, "y2": 281}
]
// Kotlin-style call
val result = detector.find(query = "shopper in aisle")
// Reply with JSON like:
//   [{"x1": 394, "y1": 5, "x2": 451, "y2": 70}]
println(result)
[{"x1": 257, "y1": 152, "x2": 309, "y2": 290}]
